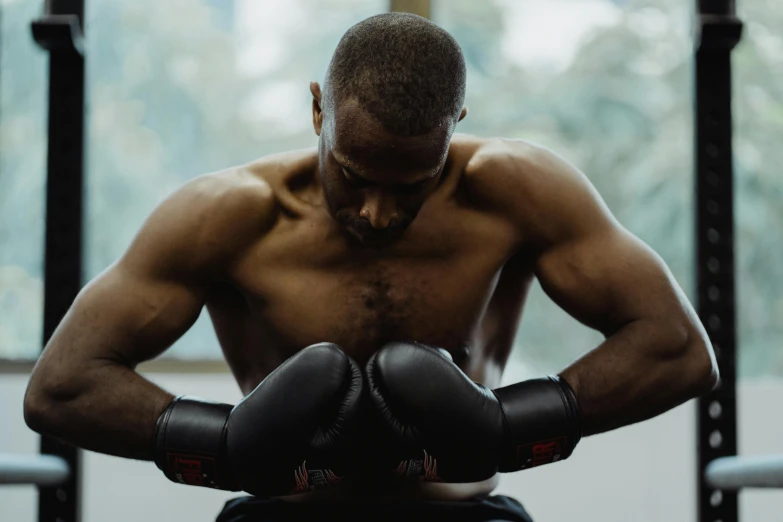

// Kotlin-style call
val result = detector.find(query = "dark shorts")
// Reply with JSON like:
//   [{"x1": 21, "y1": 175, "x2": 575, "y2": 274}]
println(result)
[{"x1": 215, "y1": 494, "x2": 533, "y2": 522}]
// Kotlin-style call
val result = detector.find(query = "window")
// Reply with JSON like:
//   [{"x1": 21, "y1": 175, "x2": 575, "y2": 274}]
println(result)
[
  {"x1": 84, "y1": 0, "x2": 387, "y2": 359},
  {"x1": 0, "y1": 0, "x2": 48, "y2": 360},
  {"x1": 6, "y1": 0, "x2": 778, "y2": 374},
  {"x1": 434, "y1": 0, "x2": 694, "y2": 376},
  {"x1": 734, "y1": 0, "x2": 783, "y2": 378}
]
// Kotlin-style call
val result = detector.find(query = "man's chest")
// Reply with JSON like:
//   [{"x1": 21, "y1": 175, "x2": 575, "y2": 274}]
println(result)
[
  {"x1": 221, "y1": 206, "x2": 521, "y2": 367},
  {"x1": 240, "y1": 257, "x2": 502, "y2": 359}
]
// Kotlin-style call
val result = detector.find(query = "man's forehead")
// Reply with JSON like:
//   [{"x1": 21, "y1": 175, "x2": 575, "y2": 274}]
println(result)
[
  {"x1": 330, "y1": 101, "x2": 450, "y2": 170},
  {"x1": 332, "y1": 143, "x2": 449, "y2": 180},
  {"x1": 331, "y1": 98, "x2": 387, "y2": 139},
  {"x1": 333, "y1": 139, "x2": 445, "y2": 166}
]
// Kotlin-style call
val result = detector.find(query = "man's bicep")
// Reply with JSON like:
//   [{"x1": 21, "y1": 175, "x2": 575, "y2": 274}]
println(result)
[
  {"x1": 534, "y1": 224, "x2": 690, "y2": 337},
  {"x1": 495, "y1": 141, "x2": 694, "y2": 336},
  {"x1": 63, "y1": 262, "x2": 205, "y2": 366},
  {"x1": 27, "y1": 257, "x2": 205, "y2": 403},
  {"x1": 38, "y1": 184, "x2": 218, "y2": 374}
]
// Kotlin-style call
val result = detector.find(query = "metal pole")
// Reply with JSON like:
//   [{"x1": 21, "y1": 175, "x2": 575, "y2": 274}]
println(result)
[
  {"x1": 30, "y1": 0, "x2": 86, "y2": 520},
  {"x1": 0, "y1": 455, "x2": 71, "y2": 486},
  {"x1": 706, "y1": 455, "x2": 783, "y2": 489},
  {"x1": 694, "y1": 1, "x2": 743, "y2": 521}
]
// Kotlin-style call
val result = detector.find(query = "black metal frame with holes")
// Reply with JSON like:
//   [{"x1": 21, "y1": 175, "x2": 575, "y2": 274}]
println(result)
[
  {"x1": 694, "y1": 2, "x2": 743, "y2": 522},
  {"x1": 31, "y1": 0, "x2": 87, "y2": 521}
]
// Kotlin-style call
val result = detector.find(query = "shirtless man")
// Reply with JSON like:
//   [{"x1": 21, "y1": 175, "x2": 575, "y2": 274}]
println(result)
[{"x1": 23, "y1": 12, "x2": 718, "y2": 522}]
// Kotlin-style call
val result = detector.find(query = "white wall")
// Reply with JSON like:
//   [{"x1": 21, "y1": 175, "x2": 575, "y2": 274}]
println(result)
[{"x1": 2, "y1": 366, "x2": 782, "y2": 522}]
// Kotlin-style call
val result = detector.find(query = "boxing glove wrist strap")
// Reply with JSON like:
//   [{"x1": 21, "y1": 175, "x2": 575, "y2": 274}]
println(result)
[
  {"x1": 492, "y1": 375, "x2": 582, "y2": 472},
  {"x1": 153, "y1": 395, "x2": 239, "y2": 491}
]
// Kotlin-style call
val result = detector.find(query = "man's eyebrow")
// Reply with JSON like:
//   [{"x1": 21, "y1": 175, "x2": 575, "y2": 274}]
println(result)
[
  {"x1": 336, "y1": 154, "x2": 437, "y2": 185},
  {"x1": 341, "y1": 164, "x2": 368, "y2": 179},
  {"x1": 334, "y1": 156, "x2": 369, "y2": 178},
  {"x1": 407, "y1": 172, "x2": 439, "y2": 185}
]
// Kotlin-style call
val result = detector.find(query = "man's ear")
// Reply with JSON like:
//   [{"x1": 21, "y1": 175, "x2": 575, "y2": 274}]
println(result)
[
  {"x1": 311, "y1": 81, "x2": 324, "y2": 136},
  {"x1": 458, "y1": 106, "x2": 468, "y2": 122}
]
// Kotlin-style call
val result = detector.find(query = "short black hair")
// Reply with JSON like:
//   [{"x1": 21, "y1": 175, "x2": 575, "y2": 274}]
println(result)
[{"x1": 324, "y1": 12, "x2": 466, "y2": 137}]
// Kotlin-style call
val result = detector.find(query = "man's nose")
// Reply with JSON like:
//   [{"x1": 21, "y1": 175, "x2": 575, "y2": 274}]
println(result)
[{"x1": 359, "y1": 189, "x2": 398, "y2": 229}]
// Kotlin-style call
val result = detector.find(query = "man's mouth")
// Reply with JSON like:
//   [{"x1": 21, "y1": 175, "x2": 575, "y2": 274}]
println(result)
[{"x1": 346, "y1": 224, "x2": 397, "y2": 246}]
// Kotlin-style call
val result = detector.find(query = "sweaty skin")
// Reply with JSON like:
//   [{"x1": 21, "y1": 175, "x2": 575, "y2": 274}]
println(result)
[{"x1": 24, "y1": 94, "x2": 718, "y2": 503}]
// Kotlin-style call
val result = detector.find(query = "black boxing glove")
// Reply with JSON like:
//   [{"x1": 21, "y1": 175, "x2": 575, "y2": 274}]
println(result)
[
  {"x1": 366, "y1": 341, "x2": 581, "y2": 483},
  {"x1": 154, "y1": 343, "x2": 363, "y2": 496}
]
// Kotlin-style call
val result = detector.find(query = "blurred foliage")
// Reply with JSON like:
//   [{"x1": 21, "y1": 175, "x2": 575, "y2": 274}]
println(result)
[
  {"x1": 436, "y1": 0, "x2": 695, "y2": 374},
  {"x1": 0, "y1": 0, "x2": 780, "y2": 377},
  {"x1": 0, "y1": 0, "x2": 47, "y2": 354}
]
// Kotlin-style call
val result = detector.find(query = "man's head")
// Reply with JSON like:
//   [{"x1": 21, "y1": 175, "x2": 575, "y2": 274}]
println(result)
[{"x1": 311, "y1": 12, "x2": 468, "y2": 247}]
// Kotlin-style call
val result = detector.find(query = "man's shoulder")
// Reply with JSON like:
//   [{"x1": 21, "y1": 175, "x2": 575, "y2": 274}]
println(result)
[
  {"x1": 120, "y1": 150, "x2": 319, "y2": 279},
  {"x1": 146, "y1": 161, "x2": 282, "y2": 262},
  {"x1": 179, "y1": 166, "x2": 276, "y2": 228},
  {"x1": 460, "y1": 136, "x2": 554, "y2": 185},
  {"x1": 181, "y1": 148, "x2": 318, "y2": 222},
  {"x1": 452, "y1": 136, "x2": 555, "y2": 210},
  {"x1": 455, "y1": 136, "x2": 608, "y2": 243}
]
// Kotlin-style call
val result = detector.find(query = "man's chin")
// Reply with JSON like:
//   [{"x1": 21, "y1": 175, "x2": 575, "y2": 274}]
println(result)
[{"x1": 344, "y1": 226, "x2": 399, "y2": 248}]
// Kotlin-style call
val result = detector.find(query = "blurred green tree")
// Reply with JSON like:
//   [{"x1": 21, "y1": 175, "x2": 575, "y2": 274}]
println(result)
[{"x1": 1, "y1": 0, "x2": 780, "y2": 376}]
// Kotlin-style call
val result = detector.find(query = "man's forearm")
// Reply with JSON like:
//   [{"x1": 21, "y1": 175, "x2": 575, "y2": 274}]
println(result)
[
  {"x1": 24, "y1": 360, "x2": 175, "y2": 460},
  {"x1": 559, "y1": 318, "x2": 717, "y2": 436}
]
